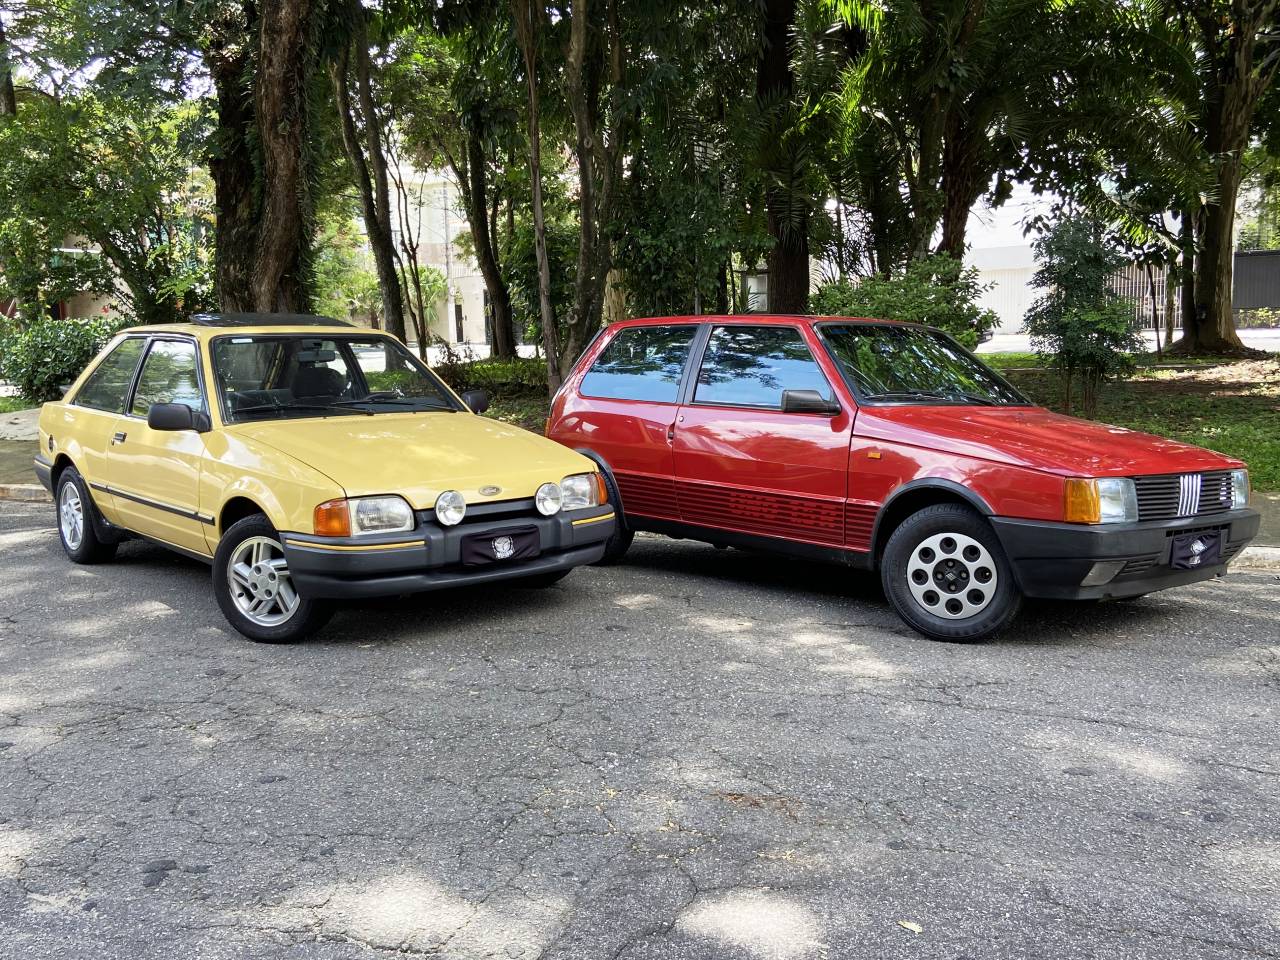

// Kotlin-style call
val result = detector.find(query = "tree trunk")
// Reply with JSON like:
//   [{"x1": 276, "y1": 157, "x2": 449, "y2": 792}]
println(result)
[
  {"x1": 351, "y1": 14, "x2": 406, "y2": 341},
  {"x1": 1176, "y1": 2, "x2": 1276, "y2": 353},
  {"x1": 463, "y1": 130, "x2": 517, "y2": 358},
  {"x1": 0, "y1": 15, "x2": 17, "y2": 117},
  {"x1": 331, "y1": 21, "x2": 406, "y2": 341},
  {"x1": 757, "y1": 0, "x2": 808, "y2": 312},
  {"x1": 252, "y1": 0, "x2": 316, "y2": 313},
  {"x1": 204, "y1": 40, "x2": 258, "y2": 312},
  {"x1": 511, "y1": 0, "x2": 561, "y2": 392},
  {"x1": 559, "y1": 0, "x2": 625, "y2": 376},
  {"x1": 936, "y1": 119, "x2": 990, "y2": 261},
  {"x1": 1178, "y1": 210, "x2": 1195, "y2": 339}
]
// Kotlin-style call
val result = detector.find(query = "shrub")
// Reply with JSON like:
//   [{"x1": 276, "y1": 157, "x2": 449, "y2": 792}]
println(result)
[
  {"x1": 0, "y1": 315, "x2": 126, "y2": 402},
  {"x1": 810, "y1": 254, "x2": 998, "y2": 348},
  {"x1": 433, "y1": 352, "x2": 546, "y2": 395},
  {"x1": 1022, "y1": 217, "x2": 1144, "y2": 416}
]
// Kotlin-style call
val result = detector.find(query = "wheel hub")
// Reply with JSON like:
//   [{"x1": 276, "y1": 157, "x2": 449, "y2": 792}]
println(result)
[
  {"x1": 58, "y1": 482, "x2": 84, "y2": 550},
  {"x1": 228, "y1": 536, "x2": 299, "y2": 627},
  {"x1": 906, "y1": 532, "x2": 997, "y2": 620}
]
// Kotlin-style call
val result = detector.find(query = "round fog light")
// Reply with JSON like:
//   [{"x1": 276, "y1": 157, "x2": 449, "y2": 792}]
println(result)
[
  {"x1": 435, "y1": 489, "x2": 466, "y2": 526},
  {"x1": 535, "y1": 482, "x2": 562, "y2": 516}
]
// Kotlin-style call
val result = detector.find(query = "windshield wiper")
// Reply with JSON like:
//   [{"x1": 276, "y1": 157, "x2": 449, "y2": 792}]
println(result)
[
  {"x1": 946, "y1": 391, "x2": 999, "y2": 406},
  {"x1": 231, "y1": 401, "x2": 374, "y2": 417},
  {"x1": 863, "y1": 390, "x2": 950, "y2": 402},
  {"x1": 863, "y1": 389, "x2": 998, "y2": 406},
  {"x1": 328, "y1": 394, "x2": 454, "y2": 411}
]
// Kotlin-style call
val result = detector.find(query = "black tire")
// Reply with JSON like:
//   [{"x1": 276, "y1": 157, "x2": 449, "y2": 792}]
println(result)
[
  {"x1": 516, "y1": 568, "x2": 573, "y2": 588},
  {"x1": 212, "y1": 514, "x2": 332, "y2": 643},
  {"x1": 881, "y1": 503, "x2": 1022, "y2": 643},
  {"x1": 591, "y1": 463, "x2": 634, "y2": 565},
  {"x1": 54, "y1": 466, "x2": 118, "y2": 564}
]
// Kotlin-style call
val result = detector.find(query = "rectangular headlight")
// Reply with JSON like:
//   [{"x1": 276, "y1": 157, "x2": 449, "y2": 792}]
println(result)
[
  {"x1": 1096, "y1": 478, "x2": 1138, "y2": 523},
  {"x1": 351, "y1": 495, "x2": 415, "y2": 535},
  {"x1": 1064, "y1": 478, "x2": 1137, "y2": 524},
  {"x1": 1231, "y1": 469, "x2": 1249, "y2": 508},
  {"x1": 560, "y1": 473, "x2": 601, "y2": 511}
]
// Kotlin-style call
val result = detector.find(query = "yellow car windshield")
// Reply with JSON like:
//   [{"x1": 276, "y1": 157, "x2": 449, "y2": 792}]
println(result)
[{"x1": 211, "y1": 334, "x2": 458, "y2": 422}]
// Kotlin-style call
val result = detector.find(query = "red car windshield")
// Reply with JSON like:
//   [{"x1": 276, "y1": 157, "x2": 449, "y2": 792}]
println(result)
[{"x1": 818, "y1": 323, "x2": 1029, "y2": 406}]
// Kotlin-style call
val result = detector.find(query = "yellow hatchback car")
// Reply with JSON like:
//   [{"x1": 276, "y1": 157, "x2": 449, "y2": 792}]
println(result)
[{"x1": 35, "y1": 314, "x2": 616, "y2": 642}]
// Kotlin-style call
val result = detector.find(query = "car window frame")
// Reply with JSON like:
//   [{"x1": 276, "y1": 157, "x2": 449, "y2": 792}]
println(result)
[
  {"x1": 577, "y1": 322, "x2": 706, "y2": 407},
  {"x1": 208, "y1": 332, "x2": 463, "y2": 424},
  {"x1": 686, "y1": 321, "x2": 838, "y2": 414},
  {"x1": 70, "y1": 334, "x2": 151, "y2": 415},
  {"x1": 125, "y1": 335, "x2": 210, "y2": 421},
  {"x1": 812, "y1": 320, "x2": 1031, "y2": 407}
]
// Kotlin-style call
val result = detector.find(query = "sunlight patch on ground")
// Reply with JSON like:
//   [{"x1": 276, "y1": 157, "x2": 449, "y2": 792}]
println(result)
[
  {"x1": 0, "y1": 529, "x2": 47, "y2": 550},
  {"x1": 0, "y1": 827, "x2": 40, "y2": 879},
  {"x1": 689, "y1": 614, "x2": 756, "y2": 635},
  {"x1": 613, "y1": 592, "x2": 663, "y2": 611},
  {"x1": 678, "y1": 888, "x2": 827, "y2": 959},
  {"x1": 257, "y1": 872, "x2": 568, "y2": 955},
  {"x1": 1099, "y1": 745, "x2": 1187, "y2": 782}
]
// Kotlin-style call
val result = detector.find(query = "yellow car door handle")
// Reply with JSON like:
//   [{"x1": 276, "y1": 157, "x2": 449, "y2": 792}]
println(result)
[{"x1": 111, "y1": 431, "x2": 127, "y2": 445}]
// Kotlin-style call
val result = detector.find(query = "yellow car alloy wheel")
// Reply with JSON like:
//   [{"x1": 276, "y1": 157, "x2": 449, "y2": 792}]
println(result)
[
  {"x1": 226, "y1": 535, "x2": 300, "y2": 627},
  {"x1": 58, "y1": 480, "x2": 86, "y2": 551}
]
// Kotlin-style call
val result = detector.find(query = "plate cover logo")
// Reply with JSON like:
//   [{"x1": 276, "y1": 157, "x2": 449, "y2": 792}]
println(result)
[{"x1": 492, "y1": 536, "x2": 515, "y2": 559}]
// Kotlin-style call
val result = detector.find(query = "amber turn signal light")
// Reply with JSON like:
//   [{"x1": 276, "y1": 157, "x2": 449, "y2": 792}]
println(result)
[
  {"x1": 313, "y1": 499, "x2": 352, "y2": 537},
  {"x1": 1063, "y1": 478, "x2": 1101, "y2": 524},
  {"x1": 595, "y1": 472, "x2": 609, "y2": 505}
]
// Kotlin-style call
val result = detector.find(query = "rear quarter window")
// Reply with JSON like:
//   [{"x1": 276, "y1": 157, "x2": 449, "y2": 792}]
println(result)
[
  {"x1": 73, "y1": 337, "x2": 147, "y2": 413},
  {"x1": 580, "y1": 325, "x2": 697, "y2": 403}
]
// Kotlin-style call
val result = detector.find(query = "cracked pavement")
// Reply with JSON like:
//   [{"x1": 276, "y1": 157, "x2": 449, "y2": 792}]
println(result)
[{"x1": 1, "y1": 499, "x2": 1278, "y2": 959}]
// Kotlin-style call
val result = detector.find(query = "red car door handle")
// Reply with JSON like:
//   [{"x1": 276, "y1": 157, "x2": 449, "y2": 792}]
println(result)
[{"x1": 667, "y1": 422, "x2": 676, "y2": 442}]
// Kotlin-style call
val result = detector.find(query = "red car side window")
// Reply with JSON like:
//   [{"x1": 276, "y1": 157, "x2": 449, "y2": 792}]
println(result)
[
  {"x1": 580, "y1": 325, "x2": 697, "y2": 403},
  {"x1": 694, "y1": 325, "x2": 834, "y2": 409}
]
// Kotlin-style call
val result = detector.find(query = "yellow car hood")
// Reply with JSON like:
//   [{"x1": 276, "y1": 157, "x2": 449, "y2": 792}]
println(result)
[{"x1": 231, "y1": 411, "x2": 594, "y2": 509}]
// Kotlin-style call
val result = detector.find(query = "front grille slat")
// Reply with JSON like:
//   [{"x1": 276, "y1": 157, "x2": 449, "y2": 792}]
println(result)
[{"x1": 1133, "y1": 471, "x2": 1233, "y2": 522}]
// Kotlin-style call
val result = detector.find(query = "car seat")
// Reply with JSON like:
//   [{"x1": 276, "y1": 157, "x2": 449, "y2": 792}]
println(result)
[{"x1": 292, "y1": 364, "x2": 347, "y2": 401}]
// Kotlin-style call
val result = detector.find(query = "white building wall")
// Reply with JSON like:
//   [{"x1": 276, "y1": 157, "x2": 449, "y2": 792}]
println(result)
[{"x1": 966, "y1": 244, "x2": 1038, "y2": 334}]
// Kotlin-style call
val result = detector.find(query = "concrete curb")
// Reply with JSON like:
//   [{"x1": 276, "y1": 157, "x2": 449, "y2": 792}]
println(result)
[
  {"x1": 1235, "y1": 546, "x2": 1280, "y2": 571},
  {"x1": 0, "y1": 483, "x2": 50, "y2": 503}
]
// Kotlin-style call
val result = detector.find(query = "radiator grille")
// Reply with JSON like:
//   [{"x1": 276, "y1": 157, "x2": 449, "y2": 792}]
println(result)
[{"x1": 1133, "y1": 471, "x2": 1233, "y2": 521}]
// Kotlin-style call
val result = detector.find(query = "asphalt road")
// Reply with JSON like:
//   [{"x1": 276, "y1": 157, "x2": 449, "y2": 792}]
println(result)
[{"x1": 2, "y1": 499, "x2": 1278, "y2": 960}]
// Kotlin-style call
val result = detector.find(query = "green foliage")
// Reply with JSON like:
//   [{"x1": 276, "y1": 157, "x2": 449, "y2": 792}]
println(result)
[
  {"x1": 0, "y1": 315, "x2": 125, "y2": 402},
  {"x1": 0, "y1": 92, "x2": 213, "y2": 324},
  {"x1": 1006, "y1": 359, "x2": 1280, "y2": 492},
  {"x1": 1022, "y1": 217, "x2": 1144, "y2": 415},
  {"x1": 810, "y1": 254, "x2": 998, "y2": 347},
  {"x1": 433, "y1": 356, "x2": 546, "y2": 394},
  {"x1": 313, "y1": 211, "x2": 382, "y2": 325}
]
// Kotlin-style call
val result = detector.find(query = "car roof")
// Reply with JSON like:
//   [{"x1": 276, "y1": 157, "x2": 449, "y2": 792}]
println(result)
[
  {"x1": 611, "y1": 314, "x2": 909, "y2": 328},
  {"x1": 115, "y1": 315, "x2": 385, "y2": 340}
]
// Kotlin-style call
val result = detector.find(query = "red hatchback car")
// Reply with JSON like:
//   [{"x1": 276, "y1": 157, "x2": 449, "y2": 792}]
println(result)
[{"x1": 546, "y1": 315, "x2": 1260, "y2": 641}]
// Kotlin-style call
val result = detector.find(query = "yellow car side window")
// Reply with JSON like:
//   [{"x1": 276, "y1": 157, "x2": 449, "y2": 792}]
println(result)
[
  {"x1": 75, "y1": 338, "x2": 147, "y2": 413},
  {"x1": 131, "y1": 340, "x2": 204, "y2": 416}
]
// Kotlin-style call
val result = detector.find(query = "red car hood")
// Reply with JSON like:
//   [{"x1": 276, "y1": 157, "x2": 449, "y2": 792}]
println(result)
[{"x1": 856, "y1": 405, "x2": 1243, "y2": 478}]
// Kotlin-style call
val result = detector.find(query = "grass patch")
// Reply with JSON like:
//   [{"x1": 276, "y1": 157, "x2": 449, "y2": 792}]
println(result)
[
  {"x1": 981, "y1": 351, "x2": 1040, "y2": 370},
  {"x1": 0, "y1": 395, "x2": 35, "y2": 415},
  {"x1": 487, "y1": 389, "x2": 549, "y2": 433},
  {"x1": 1005, "y1": 357, "x2": 1280, "y2": 492}
]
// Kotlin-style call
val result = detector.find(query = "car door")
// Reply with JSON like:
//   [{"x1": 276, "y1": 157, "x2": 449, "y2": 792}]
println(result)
[
  {"x1": 671, "y1": 323, "x2": 854, "y2": 548},
  {"x1": 567, "y1": 323, "x2": 701, "y2": 522},
  {"x1": 98, "y1": 336, "x2": 212, "y2": 554},
  {"x1": 62, "y1": 335, "x2": 150, "y2": 525}
]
